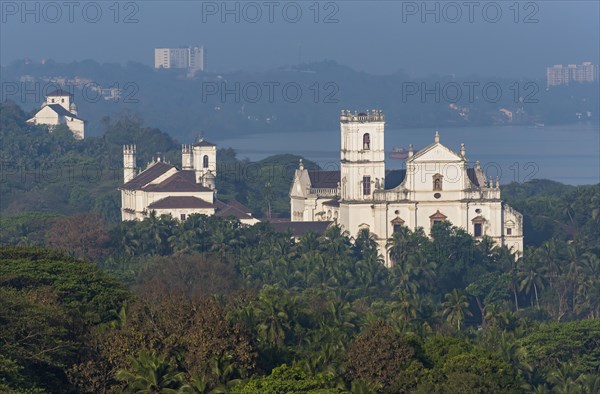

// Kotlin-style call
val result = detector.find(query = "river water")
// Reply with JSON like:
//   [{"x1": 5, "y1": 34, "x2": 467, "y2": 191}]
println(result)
[{"x1": 215, "y1": 123, "x2": 600, "y2": 185}]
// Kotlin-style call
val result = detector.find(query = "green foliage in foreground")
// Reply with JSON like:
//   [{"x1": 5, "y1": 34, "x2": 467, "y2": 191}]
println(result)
[
  {"x1": 0, "y1": 247, "x2": 129, "y2": 393},
  {"x1": 2, "y1": 209, "x2": 599, "y2": 393},
  {"x1": 231, "y1": 365, "x2": 342, "y2": 394}
]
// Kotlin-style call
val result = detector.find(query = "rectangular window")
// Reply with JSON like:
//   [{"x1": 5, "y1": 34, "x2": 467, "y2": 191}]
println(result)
[
  {"x1": 433, "y1": 220, "x2": 442, "y2": 226},
  {"x1": 363, "y1": 176, "x2": 371, "y2": 195},
  {"x1": 180, "y1": 214, "x2": 186, "y2": 221},
  {"x1": 393, "y1": 224, "x2": 402, "y2": 233},
  {"x1": 506, "y1": 227, "x2": 512, "y2": 235},
  {"x1": 474, "y1": 223, "x2": 482, "y2": 237}
]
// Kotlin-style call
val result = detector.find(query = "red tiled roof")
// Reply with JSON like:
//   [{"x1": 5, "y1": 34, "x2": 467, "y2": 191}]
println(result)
[
  {"x1": 270, "y1": 221, "x2": 332, "y2": 236},
  {"x1": 307, "y1": 169, "x2": 406, "y2": 189},
  {"x1": 322, "y1": 199, "x2": 340, "y2": 207},
  {"x1": 193, "y1": 139, "x2": 216, "y2": 147},
  {"x1": 148, "y1": 196, "x2": 215, "y2": 209},
  {"x1": 215, "y1": 199, "x2": 254, "y2": 220},
  {"x1": 467, "y1": 168, "x2": 480, "y2": 187},
  {"x1": 142, "y1": 170, "x2": 212, "y2": 192},
  {"x1": 47, "y1": 104, "x2": 84, "y2": 121},
  {"x1": 120, "y1": 162, "x2": 175, "y2": 191},
  {"x1": 308, "y1": 170, "x2": 340, "y2": 188}
]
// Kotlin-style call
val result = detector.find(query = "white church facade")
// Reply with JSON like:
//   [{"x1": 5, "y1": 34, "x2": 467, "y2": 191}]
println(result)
[
  {"x1": 290, "y1": 110, "x2": 523, "y2": 265},
  {"x1": 119, "y1": 139, "x2": 259, "y2": 225},
  {"x1": 26, "y1": 89, "x2": 85, "y2": 139}
]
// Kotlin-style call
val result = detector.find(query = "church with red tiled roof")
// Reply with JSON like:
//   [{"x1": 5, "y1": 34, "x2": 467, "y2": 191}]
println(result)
[{"x1": 119, "y1": 140, "x2": 259, "y2": 225}]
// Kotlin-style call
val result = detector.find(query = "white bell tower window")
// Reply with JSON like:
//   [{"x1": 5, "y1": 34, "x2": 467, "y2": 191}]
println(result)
[{"x1": 362, "y1": 176, "x2": 371, "y2": 195}]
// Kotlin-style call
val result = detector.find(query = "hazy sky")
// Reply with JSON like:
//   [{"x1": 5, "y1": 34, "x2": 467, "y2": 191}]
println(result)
[{"x1": 1, "y1": 1, "x2": 598, "y2": 76}]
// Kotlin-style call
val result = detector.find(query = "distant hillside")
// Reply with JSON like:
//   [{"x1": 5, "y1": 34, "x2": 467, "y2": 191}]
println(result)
[
  {"x1": 2, "y1": 59, "x2": 598, "y2": 141},
  {"x1": 503, "y1": 180, "x2": 600, "y2": 247}
]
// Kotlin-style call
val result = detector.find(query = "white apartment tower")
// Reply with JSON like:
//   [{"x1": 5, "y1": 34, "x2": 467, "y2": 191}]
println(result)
[
  {"x1": 547, "y1": 62, "x2": 598, "y2": 88},
  {"x1": 154, "y1": 46, "x2": 205, "y2": 73}
]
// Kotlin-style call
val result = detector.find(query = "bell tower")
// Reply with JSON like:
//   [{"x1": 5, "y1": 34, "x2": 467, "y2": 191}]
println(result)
[
  {"x1": 192, "y1": 138, "x2": 217, "y2": 188},
  {"x1": 123, "y1": 145, "x2": 137, "y2": 183},
  {"x1": 340, "y1": 110, "x2": 386, "y2": 201}
]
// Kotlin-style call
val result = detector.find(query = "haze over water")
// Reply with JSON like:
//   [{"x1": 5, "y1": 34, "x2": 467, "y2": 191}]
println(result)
[{"x1": 216, "y1": 123, "x2": 600, "y2": 185}]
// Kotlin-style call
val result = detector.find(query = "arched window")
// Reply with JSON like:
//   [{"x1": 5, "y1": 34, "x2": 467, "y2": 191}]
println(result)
[
  {"x1": 472, "y1": 216, "x2": 486, "y2": 238},
  {"x1": 433, "y1": 174, "x2": 443, "y2": 191},
  {"x1": 203, "y1": 155, "x2": 209, "y2": 168},
  {"x1": 505, "y1": 220, "x2": 515, "y2": 236},
  {"x1": 363, "y1": 133, "x2": 370, "y2": 150},
  {"x1": 362, "y1": 176, "x2": 371, "y2": 195}
]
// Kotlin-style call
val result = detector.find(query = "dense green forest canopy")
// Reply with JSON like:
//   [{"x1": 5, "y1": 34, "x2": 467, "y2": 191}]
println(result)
[
  {"x1": 1, "y1": 214, "x2": 599, "y2": 392},
  {"x1": 1, "y1": 101, "x2": 599, "y2": 393}
]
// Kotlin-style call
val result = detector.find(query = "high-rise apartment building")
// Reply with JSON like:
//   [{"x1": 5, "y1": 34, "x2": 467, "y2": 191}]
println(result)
[
  {"x1": 154, "y1": 46, "x2": 205, "y2": 73},
  {"x1": 547, "y1": 62, "x2": 597, "y2": 88}
]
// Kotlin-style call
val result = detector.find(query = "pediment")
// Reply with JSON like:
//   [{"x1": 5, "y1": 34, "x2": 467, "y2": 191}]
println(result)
[
  {"x1": 391, "y1": 217, "x2": 405, "y2": 225},
  {"x1": 410, "y1": 143, "x2": 463, "y2": 162},
  {"x1": 429, "y1": 210, "x2": 447, "y2": 220}
]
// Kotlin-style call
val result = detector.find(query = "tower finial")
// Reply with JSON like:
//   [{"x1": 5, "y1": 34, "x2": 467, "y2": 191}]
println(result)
[
  {"x1": 299, "y1": 158, "x2": 304, "y2": 170},
  {"x1": 460, "y1": 143, "x2": 465, "y2": 157},
  {"x1": 434, "y1": 130, "x2": 440, "y2": 143}
]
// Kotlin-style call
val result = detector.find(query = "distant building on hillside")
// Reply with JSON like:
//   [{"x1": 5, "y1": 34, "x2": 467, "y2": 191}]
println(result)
[
  {"x1": 547, "y1": 62, "x2": 598, "y2": 88},
  {"x1": 119, "y1": 139, "x2": 259, "y2": 225},
  {"x1": 154, "y1": 46, "x2": 205, "y2": 75},
  {"x1": 26, "y1": 89, "x2": 85, "y2": 139}
]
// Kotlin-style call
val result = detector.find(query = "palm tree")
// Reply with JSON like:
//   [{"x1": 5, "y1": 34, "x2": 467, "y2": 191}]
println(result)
[
  {"x1": 577, "y1": 253, "x2": 600, "y2": 319},
  {"x1": 498, "y1": 332, "x2": 532, "y2": 379},
  {"x1": 353, "y1": 228, "x2": 379, "y2": 259},
  {"x1": 178, "y1": 377, "x2": 208, "y2": 394},
  {"x1": 209, "y1": 354, "x2": 244, "y2": 389},
  {"x1": 255, "y1": 287, "x2": 292, "y2": 347},
  {"x1": 576, "y1": 373, "x2": 600, "y2": 394},
  {"x1": 442, "y1": 289, "x2": 472, "y2": 331},
  {"x1": 116, "y1": 351, "x2": 184, "y2": 393},
  {"x1": 392, "y1": 289, "x2": 419, "y2": 322},
  {"x1": 144, "y1": 211, "x2": 176, "y2": 255},
  {"x1": 298, "y1": 231, "x2": 320, "y2": 254},
  {"x1": 321, "y1": 225, "x2": 351, "y2": 256},
  {"x1": 168, "y1": 214, "x2": 208, "y2": 254},
  {"x1": 538, "y1": 239, "x2": 563, "y2": 278},
  {"x1": 518, "y1": 249, "x2": 547, "y2": 308},
  {"x1": 386, "y1": 226, "x2": 413, "y2": 265},
  {"x1": 547, "y1": 362, "x2": 579, "y2": 394}
]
